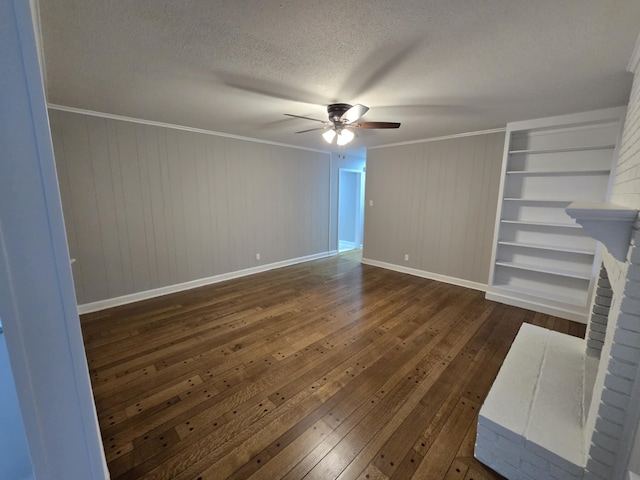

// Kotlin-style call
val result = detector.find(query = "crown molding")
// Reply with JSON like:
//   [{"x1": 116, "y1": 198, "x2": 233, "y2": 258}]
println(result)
[
  {"x1": 47, "y1": 104, "x2": 332, "y2": 154},
  {"x1": 48, "y1": 104, "x2": 509, "y2": 153},
  {"x1": 368, "y1": 127, "x2": 506, "y2": 150}
]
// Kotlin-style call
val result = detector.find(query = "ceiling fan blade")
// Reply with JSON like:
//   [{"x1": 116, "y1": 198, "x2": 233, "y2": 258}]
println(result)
[
  {"x1": 284, "y1": 113, "x2": 328, "y2": 124},
  {"x1": 340, "y1": 104, "x2": 369, "y2": 123},
  {"x1": 295, "y1": 126, "x2": 329, "y2": 134},
  {"x1": 340, "y1": 37, "x2": 422, "y2": 98},
  {"x1": 216, "y1": 71, "x2": 331, "y2": 105},
  {"x1": 354, "y1": 122, "x2": 401, "y2": 129}
]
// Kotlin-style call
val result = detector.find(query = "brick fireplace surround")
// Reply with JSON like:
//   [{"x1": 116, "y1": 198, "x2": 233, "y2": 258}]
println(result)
[{"x1": 475, "y1": 39, "x2": 640, "y2": 480}]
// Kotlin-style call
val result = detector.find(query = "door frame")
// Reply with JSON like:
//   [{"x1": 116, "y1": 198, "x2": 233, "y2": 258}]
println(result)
[
  {"x1": 0, "y1": 1, "x2": 108, "y2": 478},
  {"x1": 337, "y1": 168, "x2": 365, "y2": 251}
]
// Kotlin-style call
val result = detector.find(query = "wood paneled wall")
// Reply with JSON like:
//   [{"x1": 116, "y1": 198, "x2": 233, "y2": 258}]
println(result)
[
  {"x1": 49, "y1": 110, "x2": 331, "y2": 305},
  {"x1": 363, "y1": 133, "x2": 504, "y2": 286}
]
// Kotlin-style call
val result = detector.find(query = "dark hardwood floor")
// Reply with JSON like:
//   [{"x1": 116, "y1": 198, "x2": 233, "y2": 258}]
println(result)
[{"x1": 80, "y1": 251, "x2": 586, "y2": 480}]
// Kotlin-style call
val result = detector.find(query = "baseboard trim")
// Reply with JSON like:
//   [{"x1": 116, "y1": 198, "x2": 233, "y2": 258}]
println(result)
[
  {"x1": 360, "y1": 258, "x2": 487, "y2": 292},
  {"x1": 485, "y1": 290, "x2": 587, "y2": 324},
  {"x1": 77, "y1": 250, "x2": 339, "y2": 314}
]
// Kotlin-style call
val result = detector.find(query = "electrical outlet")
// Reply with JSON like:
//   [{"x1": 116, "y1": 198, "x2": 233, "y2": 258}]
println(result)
[
  {"x1": 404, "y1": 254, "x2": 409, "y2": 261},
  {"x1": 369, "y1": 200, "x2": 373, "y2": 206},
  {"x1": 256, "y1": 253, "x2": 261, "y2": 260}
]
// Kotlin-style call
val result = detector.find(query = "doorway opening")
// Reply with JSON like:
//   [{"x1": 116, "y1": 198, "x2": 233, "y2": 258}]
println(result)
[
  {"x1": 338, "y1": 168, "x2": 365, "y2": 252},
  {"x1": 0, "y1": 317, "x2": 33, "y2": 480}
]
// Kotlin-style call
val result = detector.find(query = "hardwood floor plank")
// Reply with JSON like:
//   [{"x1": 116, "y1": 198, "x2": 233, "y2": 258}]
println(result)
[
  {"x1": 464, "y1": 464, "x2": 494, "y2": 480},
  {"x1": 376, "y1": 308, "x2": 503, "y2": 477},
  {"x1": 444, "y1": 458, "x2": 470, "y2": 480},
  {"x1": 119, "y1": 298, "x2": 427, "y2": 476},
  {"x1": 280, "y1": 292, "x2": 483, "y2": 480},
  {"x1": 81, "y1": 251, "x2": 585, "y2": 480},
  {"x1": 245, "y1": 419, "x2": 334, "y2": 480},
  {"x1": 319, "y1": 301, "x2": 494, "y2": 480},
  {"x1": 410, "y1": 397, "x2": 480, "y2": 479},
  {"x1": 357, "y1": 465, "x2": 389, "y2": 480}
]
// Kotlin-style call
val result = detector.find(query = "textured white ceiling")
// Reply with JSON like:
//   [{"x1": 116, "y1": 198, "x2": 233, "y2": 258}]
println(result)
[{"x1": 38, "y1": 0, "x2": 640, "y2": 151}]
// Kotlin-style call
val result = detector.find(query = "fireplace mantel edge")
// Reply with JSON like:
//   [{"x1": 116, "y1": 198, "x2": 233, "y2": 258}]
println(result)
[{"x1": 566, "y1": 202, "x2": 638, "y2": 262}]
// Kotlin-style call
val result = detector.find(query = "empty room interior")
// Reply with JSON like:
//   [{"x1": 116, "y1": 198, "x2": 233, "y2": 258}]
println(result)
[{"x1": 7, "y1": 1, "x2": 640, "y2": 479}]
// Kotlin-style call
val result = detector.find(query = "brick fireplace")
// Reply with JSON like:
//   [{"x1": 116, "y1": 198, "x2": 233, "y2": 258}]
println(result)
[
  {"x1": 475, "y1": 40, "x2": 640, "y2": 480},
  {"x1": 475, "y1": 196, "x2": 640, "y2": 480},
  {"x1": 583, "y1": 219, "x2": 640, "y2": 479}
]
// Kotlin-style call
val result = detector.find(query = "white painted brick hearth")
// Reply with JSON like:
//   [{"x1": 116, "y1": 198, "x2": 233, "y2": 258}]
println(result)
[{"x1": 476, "y1": 324, "x2": 587, "y2": 480}]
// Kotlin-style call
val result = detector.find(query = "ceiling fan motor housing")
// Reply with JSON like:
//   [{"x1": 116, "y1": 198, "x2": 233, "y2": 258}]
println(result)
[{"x1": 327, "y1": 103, "x2": 353, "y2": 122}]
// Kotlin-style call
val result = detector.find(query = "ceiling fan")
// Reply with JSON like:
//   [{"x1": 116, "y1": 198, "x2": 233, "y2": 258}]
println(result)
[{"x1": 285, "y1": 103, "x2": 401, "y2": 146}]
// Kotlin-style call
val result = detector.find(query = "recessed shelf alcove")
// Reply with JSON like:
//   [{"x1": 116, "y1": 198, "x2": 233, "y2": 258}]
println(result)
[
  {"x1": 486, "y1": 107, "x2": 627, "y2": 322},
  {"x1": 565, "y1": 202, "x2": 638, "y2": 261}
]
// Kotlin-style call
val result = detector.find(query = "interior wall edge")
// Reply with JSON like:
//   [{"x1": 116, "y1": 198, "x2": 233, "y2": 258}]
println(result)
[
  {"x1": 78, "y1": 250, "x2": 339, "y2": 315},
  {"x1": 361, "y1": 257, "x2": 487, "y2": 292}
]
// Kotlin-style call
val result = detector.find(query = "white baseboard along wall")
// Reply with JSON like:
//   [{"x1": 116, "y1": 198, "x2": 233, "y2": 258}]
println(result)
[{"x1": 77, "y1": 251, "x2": 338, "y2": 314}]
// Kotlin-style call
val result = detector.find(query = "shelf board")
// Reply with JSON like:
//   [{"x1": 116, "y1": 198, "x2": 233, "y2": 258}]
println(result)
[
  {"x1": 506, "y1": 169, "x2": 610, "y2": 176},
  {"x1": 495, "y1": 261, "x2": 591, "y2": 280},
  {"x1": 497, "y1": 241, "x2": 595, "y2": 255},
  {"x1": 503, "y1": 198, "x2": 574, "y2": 203},
  {"x1": 501, "y1": 219, "x2": 582, "y2": 229},
  {"x1": 491, "y1": 284, "x2": 588, "y2": 309},
  {"x1": 508, "y1": 144, "x2": 616, "y2": 155}
]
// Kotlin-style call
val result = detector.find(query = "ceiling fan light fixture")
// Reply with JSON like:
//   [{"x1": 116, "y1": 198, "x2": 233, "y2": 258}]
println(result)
[
  {"x1": 286, "y1": 103, "x2": 400, "y2": 145},
  {"x1": 322, "y1": 129, "x2": 337, "y2": 144},
  {"x1": 336, "y1": 129, "x2": 354, "y2": 146}
]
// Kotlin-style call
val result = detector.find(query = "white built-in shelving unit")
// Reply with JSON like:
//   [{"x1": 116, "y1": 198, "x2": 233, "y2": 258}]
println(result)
[{"x1": 486, "y1": 107, "x2": 627, "y2": 323}]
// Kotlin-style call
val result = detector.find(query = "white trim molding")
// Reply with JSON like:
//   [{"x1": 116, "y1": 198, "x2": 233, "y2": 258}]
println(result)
[
  {"x1": 361, "y1": 258, "x2": 487, "y2": 292},
  {"x1": 78, "y1": 250, "x2": 338, "y2": 314},
  {"x1": 485, "y1": 289, "x2": 586, "y2": 324},
  {"x1": 47, "y1": 104, "x2": 331, "y2": 155},
  {"x1": 367, "y1": 127, "x2": 506, "y2": 150},
  {"x1": 2, "y1": 0, "x2": 108, "y2": 477},
  {"x1": 506, "y1": 106, "x2": 627, "y2": 133}
]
